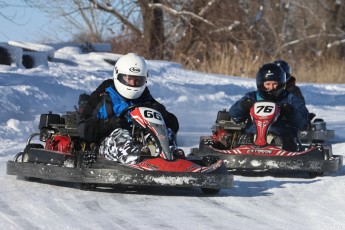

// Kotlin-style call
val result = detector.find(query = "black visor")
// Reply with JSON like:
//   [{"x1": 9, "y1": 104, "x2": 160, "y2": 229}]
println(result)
[{"x1": 118, "y1": 74, "x2": 146, "y2": 87}]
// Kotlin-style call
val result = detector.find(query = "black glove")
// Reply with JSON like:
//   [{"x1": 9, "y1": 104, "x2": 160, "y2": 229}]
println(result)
[
  {"x1": 143, "y1": 102, "x2": 164, "y2": 112},
  {"x1": 108, "y1": 116, "x2": 130, "y2": 130},
  {"x1": 240, "y1": 98, "x2": 254, "y2": 113},
  {"x1": 308, "y1": 112, "x2": 316, "y2": 122},
  {"x1": 279, "y1": 103, "x2": 293, "y2": 116}
]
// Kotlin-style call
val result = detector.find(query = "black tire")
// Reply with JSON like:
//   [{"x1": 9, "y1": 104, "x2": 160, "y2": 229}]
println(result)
[
  {"x1": 200, "y1": 155, "x2": 223, "y2": 195},
  {"x1": 308, "y1": 171, "x2": 324, "y2": 178},
  {"x1": 201, "y1": 155, "x2": 220, "y2": 167},
  {"x1": 0, "y1": 46, "x2": 11, "y2": 65},
  {"x1": 22, "y1": 176, "x2": 43, "y2": 182},
  {"x1": 201, "y1": 188, "x2": 220, "y2": 195},
  {"x1": 80, "y1": 183, "x2": 97, "y2": 191},
  {"x1": 76, "y1": 151, "x2": 95, "y2": 169}
]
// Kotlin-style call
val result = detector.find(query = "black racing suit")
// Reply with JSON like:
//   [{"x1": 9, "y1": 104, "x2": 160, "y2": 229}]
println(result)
[{"x1": 77, "y1": 79, "x2": 179, "y2": 164}]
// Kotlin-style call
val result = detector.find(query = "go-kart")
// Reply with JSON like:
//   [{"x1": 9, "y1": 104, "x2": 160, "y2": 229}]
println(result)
[
  {"x1": 7, "y1": 103, "x2": 233, "y2": 194},
  {"x1": 300, "y1": 112, "x2": 335, "y2": 144},
  {"x1": 191, "y1": 101, "x2": 343, "y2": 177}
]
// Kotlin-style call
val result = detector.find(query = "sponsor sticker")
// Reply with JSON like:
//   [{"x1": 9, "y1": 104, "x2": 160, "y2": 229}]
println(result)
[{"x1": 129, "y1": 67, "x2": 141, "y2": 73}]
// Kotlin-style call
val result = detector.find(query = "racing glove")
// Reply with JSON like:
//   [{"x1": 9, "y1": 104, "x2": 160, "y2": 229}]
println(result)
[
  {"x1": 240, "y1": 98, "x2": 254, "y2": 113},
  {"x1": 108, "y1": 116, "x2": 130, "y2": 130},
  {"x1": 279, "y1": 103, "x2": 293, "y2": 116}
]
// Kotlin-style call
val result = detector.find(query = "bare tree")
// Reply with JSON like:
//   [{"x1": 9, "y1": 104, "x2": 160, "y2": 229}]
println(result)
[
  {"x1": 249, "y1": 1, "x2": 345, "y2": 57},
  {"x1": 138, "y1": 0, "x2": 165, "y2": 59},
  {"x1": 88, "y1": 0, "x2": 165, "y2": 58},
  {"x1": 23, "y1": 0, "x2": 117, "y2": 42},
  {"x1": 22, "y1": 0, "x2": 345, "y2": 74}
]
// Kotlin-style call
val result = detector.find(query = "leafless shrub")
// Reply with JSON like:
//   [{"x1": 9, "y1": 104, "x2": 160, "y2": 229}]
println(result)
[{"x1": 21, "y1": 0, "x2": 345, "y2": 83}]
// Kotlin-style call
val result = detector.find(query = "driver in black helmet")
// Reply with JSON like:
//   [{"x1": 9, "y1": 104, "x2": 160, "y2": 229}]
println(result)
[
  {"x1": 274, "y1": 59, "x2": 305, "y2": 103},
  {"x1": 229, "y1": 63, "x2": 309, "y2": 151}
]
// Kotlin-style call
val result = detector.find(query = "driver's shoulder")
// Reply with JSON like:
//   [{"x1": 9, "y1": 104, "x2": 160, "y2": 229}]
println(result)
[{"x1": 96, "y1": 79, "x2": 114, "y2": 93}]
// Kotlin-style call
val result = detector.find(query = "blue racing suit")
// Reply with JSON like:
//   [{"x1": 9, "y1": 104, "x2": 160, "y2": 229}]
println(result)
[{"x1": 229, "y1": 90, "x2": 309, "y2": 149}]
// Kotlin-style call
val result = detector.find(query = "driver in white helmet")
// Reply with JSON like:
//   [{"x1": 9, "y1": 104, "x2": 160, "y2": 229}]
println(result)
[{"x1": 78, "y1": 53, "x2": 181, "y2": 164}]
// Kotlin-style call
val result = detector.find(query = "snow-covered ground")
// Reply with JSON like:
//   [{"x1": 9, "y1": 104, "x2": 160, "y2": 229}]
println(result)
[{"x1": 1, "y1": 45, "x2": 345, "y2": 229}]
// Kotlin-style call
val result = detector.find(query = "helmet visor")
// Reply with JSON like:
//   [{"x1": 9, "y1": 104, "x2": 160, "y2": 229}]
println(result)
[
  {"x1": 258, "y1": 82, "x2": 286, "y2": 98},
  {"x1": 118, "y1": 74, "x2": 146, "y2": 87}
]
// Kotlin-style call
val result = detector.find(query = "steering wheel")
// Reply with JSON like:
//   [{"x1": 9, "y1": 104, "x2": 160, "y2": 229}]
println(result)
[
  {"x1": 118, "y1": 104, "x2": 155, "y2": 119},
  {"x1": 118, "y1": 104, "x2": 140, "y2": 119}
]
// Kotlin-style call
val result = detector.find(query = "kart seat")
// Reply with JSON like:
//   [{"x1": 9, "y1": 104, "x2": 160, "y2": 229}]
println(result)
[{"x1": 216, "y1": 109, "x2": 231, "y2": 123}]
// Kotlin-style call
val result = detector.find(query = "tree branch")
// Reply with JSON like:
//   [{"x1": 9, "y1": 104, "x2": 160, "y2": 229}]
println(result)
[
  {"x1": 327, "y1": 39, "x2": 345, "y2": 48},
  {"x1": 88, "y1": 0, "x2": 142, "y2": 36},
  {"x1": 211, "y1": 21, "x2": 241, "y2": 34},
  {"x1": 148, "y1": 3, "x2": 216, "y2": 28},
  {"x1": 198, "y1": 0, "x2": 217, "y2": 16},
  {"x1": 275, "y1": 33, "x2": 340, "y2": 54}
]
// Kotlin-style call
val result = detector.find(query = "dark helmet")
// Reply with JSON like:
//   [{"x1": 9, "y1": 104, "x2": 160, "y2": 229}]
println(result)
[
  {"x1": 274, "y1": 59, "x2": 291, "y2": 81},
  {"x1": 256, "y1": 63, "x2": 286, "y2": 99}
]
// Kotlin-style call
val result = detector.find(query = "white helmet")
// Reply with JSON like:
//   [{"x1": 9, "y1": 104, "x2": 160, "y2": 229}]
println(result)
[{"x1": 113, "y1": 53, "x2": 148, "y2": 99}]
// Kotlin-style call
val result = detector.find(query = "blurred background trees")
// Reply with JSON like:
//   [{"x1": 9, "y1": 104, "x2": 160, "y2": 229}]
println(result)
[{"x1": 23, "y1": 0, "x2": 345, "y2": 83}]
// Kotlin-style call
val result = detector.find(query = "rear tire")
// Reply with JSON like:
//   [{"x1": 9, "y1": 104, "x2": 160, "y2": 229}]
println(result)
[
  {"x1": 308, "y1": 171, "x2": 324, "y2": 178},
  {"x1": 201, "y1": 188, "x2": 220, "y2": 195},
  {"x1": 80, "y1": 183, "x2": 97, "y2": 191},
  {"x1": 201, "y1": 155, "x2": 220, "y2": 166}
]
